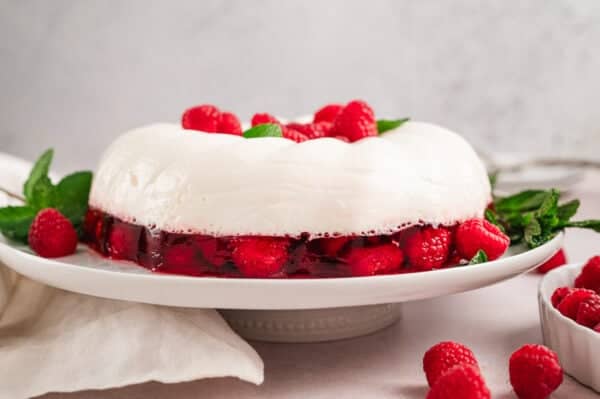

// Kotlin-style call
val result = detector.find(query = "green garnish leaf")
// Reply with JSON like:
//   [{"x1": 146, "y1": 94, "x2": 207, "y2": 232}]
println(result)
[
  {"x1": 23, "y1": 149, "x2": 53, "y2": 202},
  {"x1": 0, "y1": 206, "x2": 37, "y2": 243},
  {"x1": 494, "y1": 190, "x2": 548, "y2": 213},
  {"x1": 0, "y1": 149, "x2": 93, "y2": 243},
  {"x1": 55, "y1": 171, "x2": 93, "y2": 229},
  {"x1": 29, "y1": 175, "x2": 57, "y2": 210},
  {"x1": 469, "y1": 250, "x2": 488, "y2": 265},
  {"x1": 377, "y1": 118, "x2": 410, "y2": 134},
  {"x1": 484, "y1": 208, "x2": 505, "y2": 233},
  {"x1": 243, "y1": 124, "x2": 282, "y2": 139},
  {"x1": 492, "y1": 185, "x2": 600, "y2": 249},
  {"x1": 564, "y1": 220, "x2": 600, "y2": 233},
  {"x1": 557, "y1": 199, "x2": 580, "y2": 222}
]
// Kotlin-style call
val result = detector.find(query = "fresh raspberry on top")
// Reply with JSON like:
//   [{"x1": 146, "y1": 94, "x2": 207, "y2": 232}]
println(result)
[
  {"x1": 557, "y1": 288, "x2": 597, "y2": 320},
  {"x1": 251, "y1": 113, "x2": 279, "y2": 127},
  {"x1": 28, "y1": 208, "x2": 78, "y2": 258},
  {"x1": 576, "y1": 294, "x2": 600, "y2": 328},
  {"x1": 455, "y1": 219, "x2": 510, "y2": 261},
  {"x1": 509, "y1": 344, "x2": 563, "y2": 399},
  {"x1": 231, "y1": 237, "x2": 290, "y2": 278},
  {"x1": 286, "y1": 122, "x2": 333, "y2": 139},
  {"x1": 282, "y1": 126, "x2": 309, "y2": 142},
  {"x1": 536, "y1": 249, "x2": 567, "y2": 274},
  {"x1": 346, "y1": 243, "x2": 404, "y2": 276},
  {"x1": 575, "y1": 256, "x2": 600, "y2": 294},
  {"x1": 404, "y1": 227, "x2": 452, "y2": 270},
  {"x1": 181, "y1": 104, "x2": 221, "y2": 132},
  {"x1": 423, "y1": 341, "x2": 479, "y2": 387},
  {"x1": 332, "y1": 100, "x2": 377, "y2": 142},
  {"x1": 595, "y1": 323, "x2": 600, "y2": 333},
  {"x1": 551, "y1": 286, "x2": 574, "y2": 308},
  {"x1": 426, "y1": 364, "x2": 490, "y2": 399},
  {"x1": 313, "y1": 104, "x2": 343, "y2": 123},
  {"x1": 217, "y1": 112, "x2": 242, "y2": 135}
]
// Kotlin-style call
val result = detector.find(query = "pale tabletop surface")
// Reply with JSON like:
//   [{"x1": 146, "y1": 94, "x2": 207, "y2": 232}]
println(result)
[{"x1": 39, "y1": 172, "x2": 600, "y2": 399}]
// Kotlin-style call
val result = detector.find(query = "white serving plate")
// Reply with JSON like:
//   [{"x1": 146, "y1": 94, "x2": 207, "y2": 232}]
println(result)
[
  {"x1": 0, "y1": 233, "x2": 563, "y2": 310},
  {"x1": 539, "y1": 263, "x2": 600, "y2": 392}
]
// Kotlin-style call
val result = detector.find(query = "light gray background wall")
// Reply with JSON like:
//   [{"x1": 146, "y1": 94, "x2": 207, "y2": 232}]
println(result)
[{"x1": 1, "y1": 0, "x2": 599, "y2": 171}]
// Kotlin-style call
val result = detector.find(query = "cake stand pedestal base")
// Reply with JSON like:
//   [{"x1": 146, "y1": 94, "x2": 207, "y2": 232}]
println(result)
[{"x1": 220, "y1": 303, "x2": 401, "y2": 343}]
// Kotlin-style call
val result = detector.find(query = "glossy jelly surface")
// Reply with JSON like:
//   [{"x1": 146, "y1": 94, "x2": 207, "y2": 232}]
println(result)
[{"x1": 83, "y1": 209, "x2": 466, "y2": 278}]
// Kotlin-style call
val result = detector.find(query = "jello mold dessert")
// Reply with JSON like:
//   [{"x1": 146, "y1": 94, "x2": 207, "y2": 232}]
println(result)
[{"x1": 84, "y1": 101, "x2": 506, "y2": 278}]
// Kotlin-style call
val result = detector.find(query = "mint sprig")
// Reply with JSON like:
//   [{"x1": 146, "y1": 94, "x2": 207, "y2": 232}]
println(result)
[
  {"x1": 0, "y1": 149, "x2": 93, "y2": 243},
  {"x1": 469, "y1": 250, "x2": 488, "y2": 265},
  {"x1": 243, "y1": 124, "x2": 282, "y2": 139},
  {"x1": 487, "y1": 188, "x2": 600, "y2": 249},
  {"x1": 377, "y1": 118, "x2": 410, "y2": 134}
]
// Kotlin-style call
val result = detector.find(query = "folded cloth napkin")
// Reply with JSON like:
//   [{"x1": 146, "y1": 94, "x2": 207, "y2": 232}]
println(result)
[{"x1": 0, "y1": 153, "x2": 263, "y2": 398}]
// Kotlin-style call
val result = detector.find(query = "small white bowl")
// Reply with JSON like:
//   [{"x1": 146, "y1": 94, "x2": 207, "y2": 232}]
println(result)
[{"x1": 539, "y1": 263, "x2": 600, "y2": 392}]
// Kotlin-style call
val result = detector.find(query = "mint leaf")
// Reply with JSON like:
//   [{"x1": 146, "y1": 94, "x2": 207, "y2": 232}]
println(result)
[
  {"x1": 29, "y1": 175, "x2": 57, "y2": 210},
  {"x1": 377, "y1": 118, "x2": 409, "y2": 134},
  {"x1": 469, "y1": 250, "x2": 488, "y2": 265},
  {"x1": 564, "y1": 220, "x2": 600, "y2": 233},
  {"x1": 557, "y1": 199, "x2": 580, "y2": 222},
  {"x1": 0, "y1": 206, "x2": 37, "y2": 243},
  {"x1": 23, "y1": 149, "x2": 53, "y2": 202},
  {"x1": 56, "y1": 171, "x2": 93, "y2": 228},
  {"x1": 495, "y1": 190, "x2": 548, "y2": 213},
  {"x1": 243, "y1": 124, "x2": 282, "y2": 138},
  {"x1": 524, "y1": 218, "x2": 542, "y2": 247},
  {"x1": 484, "y1": 208, "x2": 505, "y2": 233}
]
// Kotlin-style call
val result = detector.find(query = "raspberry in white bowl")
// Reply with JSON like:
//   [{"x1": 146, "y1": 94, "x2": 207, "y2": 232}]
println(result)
[
  {"x1": 539, "y1": 258, "x2": 600, "y2": 392},
  {"x1": 83, "y1": 101, "x2": 506, "y2": 278}
]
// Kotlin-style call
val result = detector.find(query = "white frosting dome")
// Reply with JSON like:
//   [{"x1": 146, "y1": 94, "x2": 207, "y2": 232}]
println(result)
[{"x1": 90, "y1": 122, "x2": 491, "y2": 236}]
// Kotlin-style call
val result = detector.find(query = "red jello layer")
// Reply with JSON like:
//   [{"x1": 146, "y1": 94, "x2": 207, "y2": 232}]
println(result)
[{"x1": 83, "y1": 209, "x2": 467, "y2": 278}]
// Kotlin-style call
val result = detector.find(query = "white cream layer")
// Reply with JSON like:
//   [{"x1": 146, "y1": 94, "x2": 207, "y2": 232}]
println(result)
[{"x1": 90, "y1": 122, "x2": 491, "y2": 236}]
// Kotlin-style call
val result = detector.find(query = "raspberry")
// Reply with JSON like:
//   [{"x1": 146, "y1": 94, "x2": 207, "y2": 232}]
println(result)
[
  {"x1": 282, "y1": 126, "x2": 309, "y2": 142},
  {"x1": 181, "y1": 104, "x2": 221, "y2": 132},
  {"x1": 576, "y1": 294, "x2": 600, "y2": 328},
  {"x1": 550, "y1": 286, "x2": 573, "y2": 308},
  {"x1": 405, "y1": 227, "x2": 452, "y2": 270},
  {"x1": 557, "y1": 288, "x2": 597, "y2": 319},
  {"x1": 346, "y1": 244, "x2": 404, "y2": 276},
  {"x1": 286, "y1": 122, "x2": 332, "y2": 139},
  {"x1": 217, "y1": 112, "x2": 242, "y2": 135},
  {"x1": 509, "y1": 344, "x2": 563, "y2": 399},
  {"x1": 251, "y1": 113, "x2": 279, "y2": 126},
  {"x1": 332, "y1": 100, "x2": 377, "y2": 142},
  {"x1": 455, "y1": 219, "x2": 510, "y2": 261},
  {"x1": 536, "y1": 249, "x2": 567, "y2": 274},
  {"x1": 231, "y1": 237, "x2": 290, "y2": 277},
  {"x1": 595, "y1": 323, "x2": 600, "y2": 333},
  {"x1": 28, "y1": 208, "x2": 78, "y2": 258},
  {"x1": 423, "y1": 341, "x2": 479, "y2": 387},
  {"x1": 314, "y1": 104, "x2": 343, "y2": 123},
  {"x1": 575, "y1": 256, "x2": 600, "y2": 294},
  {"x1": 426, "y1": 364, "x2": 490, "y2": 399}
]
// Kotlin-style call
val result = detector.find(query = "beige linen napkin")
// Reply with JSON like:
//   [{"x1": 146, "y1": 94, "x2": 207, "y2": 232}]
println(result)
[{"x1": 0, "y1": 153, "x2": 263, "y2": 398}]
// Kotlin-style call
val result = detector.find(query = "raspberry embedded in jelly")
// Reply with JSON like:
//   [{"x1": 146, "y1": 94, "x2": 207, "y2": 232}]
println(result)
[{"x1": 83, "y1": 209, "x2": 474, "y2": 278}]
